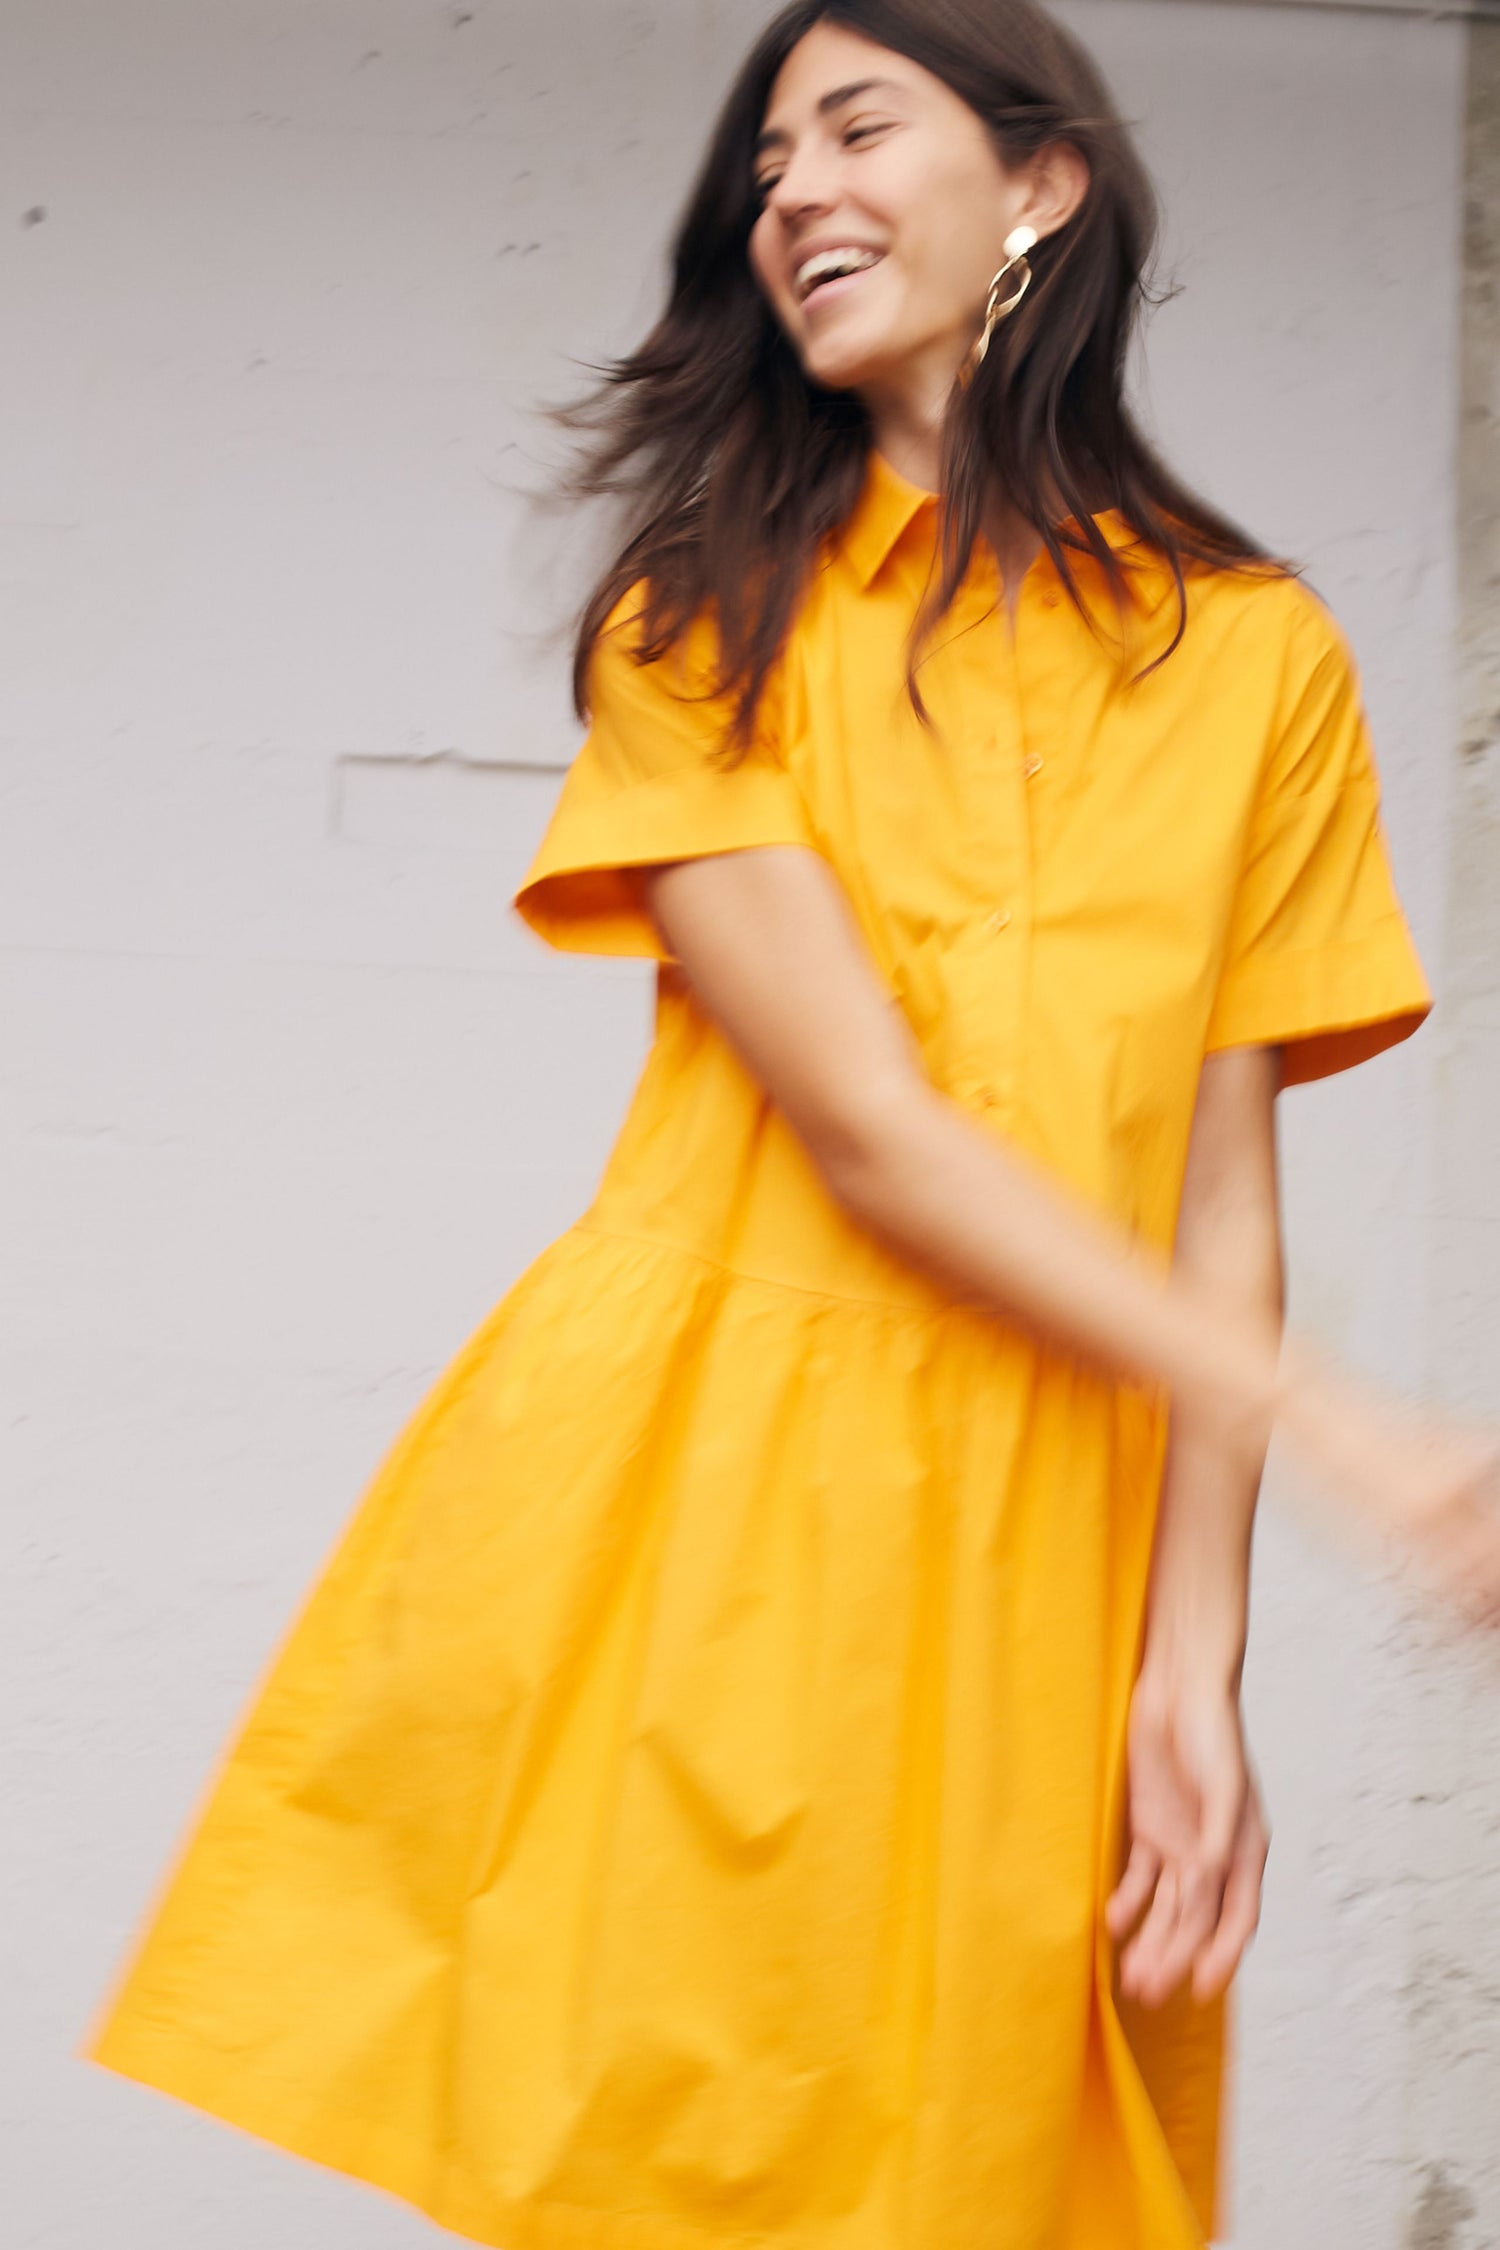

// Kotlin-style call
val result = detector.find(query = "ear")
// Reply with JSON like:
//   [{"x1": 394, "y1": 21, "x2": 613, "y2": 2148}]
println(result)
[{"x1": 1023, "y1": 139, "x2": 1091, "y2": 241}]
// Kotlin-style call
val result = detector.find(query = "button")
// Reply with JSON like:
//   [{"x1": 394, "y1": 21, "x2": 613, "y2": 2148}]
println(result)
[
  {"x1": 1040, "y1": 589, "x2": 1061, "y2": 610},
  {"x1": 1023, "y1": 752, "x2": 1044, "y2": 779},
  {"x1": 976, "y1": 1086, "x2": 1000, "y2": 1109},
  {"x1": 983, "y1": 906, "x2": 1012, "y2": 934}
]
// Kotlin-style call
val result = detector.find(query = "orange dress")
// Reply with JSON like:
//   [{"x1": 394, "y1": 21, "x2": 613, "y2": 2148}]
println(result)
[{"x1": 83, "y1": 448, "x2": 1432, "y2": 2250}]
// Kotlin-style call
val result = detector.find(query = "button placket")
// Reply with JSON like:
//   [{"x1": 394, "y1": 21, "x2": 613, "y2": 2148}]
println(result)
[{"x1": 950, "y1": 579, "x2": 1036, "y2": 1122}]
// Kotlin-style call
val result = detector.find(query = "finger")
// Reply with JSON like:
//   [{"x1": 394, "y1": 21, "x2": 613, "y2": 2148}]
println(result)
[
  {"x1": 1106, "y1": 1841, "x2": 1161, "y2": 1940},
  {"x1": 1121, "y1": 1859, "x2": 1181, "y2": 2005},
  {"x1": 1192, "y1": 1803, "x2": 1269, "y2": 2001},
  {"x1": 1146, "y1": 1846, "x2": 1229, "y2": 2009},
  {"x1": 1144, "y1": 1753, "x2": 1242, "y2": 2003}
]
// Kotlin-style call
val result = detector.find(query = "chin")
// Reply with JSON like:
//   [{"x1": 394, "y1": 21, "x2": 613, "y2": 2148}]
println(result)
[
  {"x1": 796, "y1": 330, "x2": 891, "y2": 396},
  {"x1": 791, "y1": 319, "x2": 886, "y2": 384}
]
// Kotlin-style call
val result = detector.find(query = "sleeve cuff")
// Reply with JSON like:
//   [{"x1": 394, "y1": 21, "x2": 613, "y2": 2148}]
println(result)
[
  {"x1": 1203, "y1": 922, "x2": 1433, "y2": 1086},
  {"x1": 511, "y1": 759, "x2": 820, "y2": 961}
]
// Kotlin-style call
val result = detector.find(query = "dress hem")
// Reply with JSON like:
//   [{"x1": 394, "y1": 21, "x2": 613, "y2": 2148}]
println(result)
[{"x1": 83, "y1": 2018, "x2": 804, "y2": 2250}]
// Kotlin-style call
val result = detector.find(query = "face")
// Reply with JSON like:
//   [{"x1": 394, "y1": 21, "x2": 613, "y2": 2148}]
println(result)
[{"x1": 748, "y1": 22, "x2": 1060, "y2": 404}]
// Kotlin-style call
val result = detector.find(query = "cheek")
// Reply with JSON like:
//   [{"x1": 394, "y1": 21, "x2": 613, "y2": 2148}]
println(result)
[
  {"x1": 881, "y1": 150, "x2": 1002, "y2": 308},
  {"x1": 747, "y1": 219, "x2": 782, "y2": 303}
]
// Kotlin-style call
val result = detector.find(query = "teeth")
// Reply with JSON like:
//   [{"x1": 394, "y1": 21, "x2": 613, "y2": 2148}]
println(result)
[{"x1": 795, "y1": 246, "x2": 882, "y2": 299}]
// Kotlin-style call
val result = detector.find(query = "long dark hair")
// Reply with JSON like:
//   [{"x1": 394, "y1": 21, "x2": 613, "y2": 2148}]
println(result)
[{"x1": 550, "y1": 0, "x2": 1281, "y2": 759}]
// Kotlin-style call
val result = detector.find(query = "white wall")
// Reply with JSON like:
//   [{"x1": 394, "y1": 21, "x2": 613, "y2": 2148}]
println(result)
[{"x1": 2, "y1": 3, "x2": 1491, "y2": 2245}]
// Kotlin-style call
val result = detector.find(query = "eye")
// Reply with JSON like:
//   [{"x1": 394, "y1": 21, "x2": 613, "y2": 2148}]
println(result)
[{"x1": 751, "y1": 119, "x2": 892, "y2": 204}]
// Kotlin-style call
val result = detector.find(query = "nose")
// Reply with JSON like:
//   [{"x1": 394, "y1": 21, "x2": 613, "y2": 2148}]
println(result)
[{"x1": 762, "y1": 139, "x2": 838, "y2": 228}]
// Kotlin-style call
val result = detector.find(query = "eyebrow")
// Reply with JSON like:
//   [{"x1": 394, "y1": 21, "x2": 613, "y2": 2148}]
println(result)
[{"x1": 753, "y1": 77, "x2": 905, "y2": 161}]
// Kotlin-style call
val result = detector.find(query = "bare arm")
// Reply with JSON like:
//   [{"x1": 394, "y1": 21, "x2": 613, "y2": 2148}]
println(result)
[
  {"x1": 1109, "y1": 1046, "x2": 1282, "y2": 2005},
  {"x1": 1145, "y1": 1043, "x2": 1285, "y2": 1689}
]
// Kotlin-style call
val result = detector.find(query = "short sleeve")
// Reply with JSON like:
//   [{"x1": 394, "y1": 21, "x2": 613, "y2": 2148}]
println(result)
[
  {"x1": 1202, "y1": 589, "x2": 1433, "y2": 1088},
  {"x1": 512, "y1": 585, "x2": 818, "y2": 961}
]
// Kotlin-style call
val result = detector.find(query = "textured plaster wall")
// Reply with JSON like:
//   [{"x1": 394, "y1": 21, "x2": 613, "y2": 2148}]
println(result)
[
  {"x1": 1, "y1": 3, "x2": 1491, "y2": 2246},
  {"x1": 1403, "y1": 21, "x2": 1500, "y2": 2248}
]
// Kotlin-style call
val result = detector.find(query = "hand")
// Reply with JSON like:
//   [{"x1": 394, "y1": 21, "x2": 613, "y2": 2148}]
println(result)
[
  {"x1": 1276, "y1": 1338, "x2": 1500, "y2": 1632},
  {"x1": 1105, "y1": 1666, "x2": 1270, "y2": 2008}
]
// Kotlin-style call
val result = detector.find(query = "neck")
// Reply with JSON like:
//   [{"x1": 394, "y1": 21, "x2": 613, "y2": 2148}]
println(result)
[
  {"x1": 859, "y1": 355, "x2": 959, "y2": 494},
  {"x1": 864, "y1": 420, "x2": 942, "y2": 494}
]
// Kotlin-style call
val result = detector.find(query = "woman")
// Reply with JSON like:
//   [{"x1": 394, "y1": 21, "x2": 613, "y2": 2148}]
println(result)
[{"x1": 84, "y1": 4, "x2": 1500, "y2": 2248}]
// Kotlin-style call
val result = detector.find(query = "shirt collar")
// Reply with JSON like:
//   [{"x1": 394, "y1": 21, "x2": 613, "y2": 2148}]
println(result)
[
  {"x1": 838, "y1": 446, "x2": 940, "y2": 590},
  {"x1": 836, "y1": 444, "x2": 1161, "y2": 598}
]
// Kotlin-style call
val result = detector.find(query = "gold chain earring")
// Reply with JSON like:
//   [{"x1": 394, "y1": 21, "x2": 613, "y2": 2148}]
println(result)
[{"x1": 962, "y1": 225, "x2": 1039, "y2": 384}]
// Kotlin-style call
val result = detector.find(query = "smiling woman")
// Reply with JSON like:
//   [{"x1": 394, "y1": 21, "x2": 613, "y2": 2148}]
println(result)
[
  {"x1": 80, "y1": 7, "x2": 1499, "y2": 2250},
  {"x1": 556, "y1": 0, "x2": 1281, "y2": 752}
]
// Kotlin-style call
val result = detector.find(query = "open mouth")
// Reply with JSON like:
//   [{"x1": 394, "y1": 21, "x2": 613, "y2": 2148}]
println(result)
[{"x1": 795, "y1": 247, "x2": 886, "y2": 306}]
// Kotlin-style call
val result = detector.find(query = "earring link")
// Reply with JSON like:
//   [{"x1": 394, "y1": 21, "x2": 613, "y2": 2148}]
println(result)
[{"x1": 963, "y1": 224, "x2": 1039, "y2": 383}]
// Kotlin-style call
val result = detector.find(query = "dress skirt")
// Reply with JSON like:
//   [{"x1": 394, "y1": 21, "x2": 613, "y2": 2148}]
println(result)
[{"x1": 83, "y1": 1217, "x2": 1222, "y2": 2250}]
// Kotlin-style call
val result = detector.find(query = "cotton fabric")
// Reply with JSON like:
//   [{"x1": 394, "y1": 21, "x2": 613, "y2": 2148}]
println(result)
[{"x1": 84, "y1": 447, "x2": 1431, "y2": 2250}]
